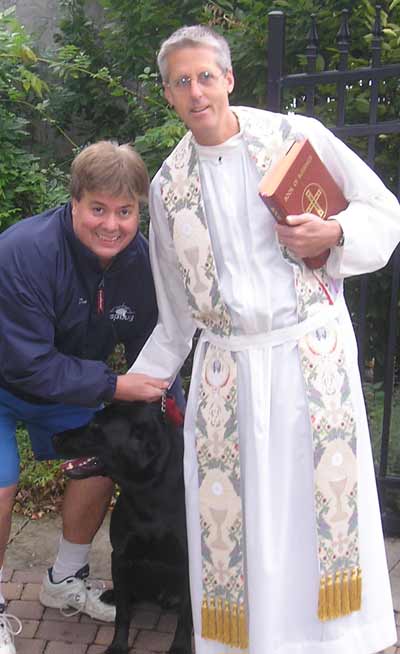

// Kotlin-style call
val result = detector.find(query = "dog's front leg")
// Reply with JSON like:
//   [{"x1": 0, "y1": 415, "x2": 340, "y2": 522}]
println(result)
[
  {"x1": 170, "y1": 582, "x2": 193, "y2": 654},
  {"x1": 105, "y1": 551, "x2": 132, "y2": 654}
]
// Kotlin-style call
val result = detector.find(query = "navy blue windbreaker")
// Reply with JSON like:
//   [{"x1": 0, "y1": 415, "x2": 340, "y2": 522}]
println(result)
[{"x1": 0, "y1": 203, "x2": 158, "y2": 407}]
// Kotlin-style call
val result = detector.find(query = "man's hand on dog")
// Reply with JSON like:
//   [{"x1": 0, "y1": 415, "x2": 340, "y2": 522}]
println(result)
[{"x1": 114, "y1": 373, "x2": 169, "y2": 402}]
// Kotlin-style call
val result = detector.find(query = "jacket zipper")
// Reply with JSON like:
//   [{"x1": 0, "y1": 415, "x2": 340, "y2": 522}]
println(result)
[{"x1": 97, "y1": 277, "x2": 105, "y2": 314}]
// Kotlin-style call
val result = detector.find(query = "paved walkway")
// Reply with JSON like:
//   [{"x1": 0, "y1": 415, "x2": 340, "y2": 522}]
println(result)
[{"x1": 3, "y1": 513, "x2": 400, "y2": 653}]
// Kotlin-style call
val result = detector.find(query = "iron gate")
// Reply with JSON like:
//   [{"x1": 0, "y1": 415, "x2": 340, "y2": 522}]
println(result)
[{"x1": 266, "y1": 6, "x2": 400, "y2": 534}]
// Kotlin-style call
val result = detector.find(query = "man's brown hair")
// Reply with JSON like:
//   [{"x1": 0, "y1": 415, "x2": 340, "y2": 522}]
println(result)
[{"x1": 70, "y1": 141, "x2": 149, "y2": 202}]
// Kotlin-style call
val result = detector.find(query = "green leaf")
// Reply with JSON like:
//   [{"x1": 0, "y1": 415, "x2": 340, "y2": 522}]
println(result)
[
  {"x1": 383, "y1": 28, "x2": 398, "y2": 38},
  {"x1": 19, "y1": 44, "x2": 37, "y2": 64}
]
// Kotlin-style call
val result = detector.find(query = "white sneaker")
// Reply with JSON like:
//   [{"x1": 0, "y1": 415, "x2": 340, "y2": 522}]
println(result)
[
  {"x1": 39, "y1": 565, "x2": 115, "y2": 622},
  {"x1": 0, "y1": 604, "x2": 22, "y2": 654}
]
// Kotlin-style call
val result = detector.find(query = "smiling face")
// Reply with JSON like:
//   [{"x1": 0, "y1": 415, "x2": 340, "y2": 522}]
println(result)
[
  {"x1": 71, "y1": 191, "x2": 140, "y2": 268},
  {"x1": 163, "y1": 46, "x2": 238, "y2": 146}
]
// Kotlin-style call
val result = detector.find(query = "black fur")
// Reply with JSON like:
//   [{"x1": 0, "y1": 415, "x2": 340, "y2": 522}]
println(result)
[{"x1": 53, "y1": 401, "x2": 192, "y2": 654}]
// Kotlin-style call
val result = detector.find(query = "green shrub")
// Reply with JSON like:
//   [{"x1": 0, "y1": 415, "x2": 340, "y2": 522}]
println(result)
[
  {"x1": 14, "y1": 427, "x2": 66, "y2": 518},
  {"x1": 0, "y1": 8, "x2": 69, "y2": 232}
]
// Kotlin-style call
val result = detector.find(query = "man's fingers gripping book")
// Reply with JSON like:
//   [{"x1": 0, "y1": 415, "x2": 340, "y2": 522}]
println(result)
[{"x1": 258, "y1": 138, "x2": 348, "y2": 269}]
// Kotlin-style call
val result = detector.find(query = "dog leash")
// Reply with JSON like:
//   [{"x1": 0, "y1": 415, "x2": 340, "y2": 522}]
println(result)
[{"x1": 162, "y1": 391, "x2": 184, "y2": 427}]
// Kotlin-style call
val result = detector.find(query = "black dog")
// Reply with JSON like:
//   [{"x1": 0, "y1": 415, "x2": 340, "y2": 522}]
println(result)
[{"x1": 53, "y1": 401, "x2": 192, "y2": 654}]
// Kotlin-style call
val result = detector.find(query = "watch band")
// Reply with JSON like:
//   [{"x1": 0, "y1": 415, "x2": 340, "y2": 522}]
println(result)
[
  {"x1": 336, "y1": 227, "x2": 345, "y2": 247},
  {"x1": 328, "y1": 218, "x2": 345, "y2": 247}
]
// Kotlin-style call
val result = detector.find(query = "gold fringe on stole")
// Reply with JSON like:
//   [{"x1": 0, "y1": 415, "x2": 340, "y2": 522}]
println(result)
[
  {"x1": 231, "y1": 603, "x2": 239, "y2": 647},
  {"x1": 239, "y1": 603, "x2": 249, "y2": 649},
  {"x1": 326, "y1": 575, "x2": 334, "y2": 619},
  {"x1": 334, "y1": 571, "x2": 342, "y2": 618},
  {"x1": 216, "y1": 598, "x2": 224, "y2": 641},
  {"x1": 341, "y1": 571, "x2": 351, "y2": 615},
  {"x1": 223, "y1": 600, "x2": 231, "y2": 644},
  {"x1": 201, "y1": 596, "x2": 209, "y2": 639},
  {"x1": 200, "y1": 596, "x2": 248, "y2": 649},
  {"x1": 208, "y1": 597, "x2": 216, "y2": 639},
  {"x1": 318, "y1": 576, "x2": 327, "y2": 621},
  {"x1": 350, "y1": 567, "x2": 362, "y2": 611},
  {"x1": 318, "y1": 568, "x2": 362, "y2": 622},
  {"x1": 356, "y1": 567, "x2": 362, "y2": 610}
]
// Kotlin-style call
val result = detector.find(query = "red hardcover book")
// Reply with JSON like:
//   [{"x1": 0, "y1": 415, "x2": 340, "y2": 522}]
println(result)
[{"x1": 258, "y1": 138, "x2": 348, "y2": 269}]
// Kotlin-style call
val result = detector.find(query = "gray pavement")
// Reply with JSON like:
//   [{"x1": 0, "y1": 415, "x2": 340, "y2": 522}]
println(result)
[{"x1": 3, "y1": 514, "x2": 400, "y2": 653}]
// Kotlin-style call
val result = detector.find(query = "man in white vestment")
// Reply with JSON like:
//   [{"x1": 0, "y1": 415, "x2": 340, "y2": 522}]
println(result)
[{"x1": 127, "y1": 25, "x2": 400, "y2": 654}]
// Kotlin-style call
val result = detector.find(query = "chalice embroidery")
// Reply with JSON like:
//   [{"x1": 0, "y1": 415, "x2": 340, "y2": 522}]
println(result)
[
  {"x1": 205, "y1": 357, "x2": 231, "y2": 429},
  {"x1": 210, "y1": 507, "x2": 229, "y2": 550},
  {"x1": 184, "y1": 246, "x2": 208, "y2": 293},
  {"x1": 329, "y1": 477, "x2": 348, "y2": 523}
]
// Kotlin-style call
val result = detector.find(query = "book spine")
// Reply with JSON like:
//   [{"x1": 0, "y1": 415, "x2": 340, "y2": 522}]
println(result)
[{"x1": 259, "y1": 192, "x2": 286, "y2": 223}]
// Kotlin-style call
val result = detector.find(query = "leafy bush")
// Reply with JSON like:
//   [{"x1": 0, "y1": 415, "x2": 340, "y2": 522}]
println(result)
[
  {"x1": 2, "y1": 1, "x2": 399, "y2": 515},
  {"x1": 14, "y1": 427, "x2": 66, "y2": 518},
  {"x1": 0, "y1": 7, "x2": 69, "y2": 232}
]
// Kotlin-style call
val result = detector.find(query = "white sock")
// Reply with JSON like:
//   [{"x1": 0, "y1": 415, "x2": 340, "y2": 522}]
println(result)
[
  {"x1": 0, "y1": 566, "x2": 5, "y2": 605},
  {"x1": 51, "y1": 537, "x2": 91, "y2": 583}
]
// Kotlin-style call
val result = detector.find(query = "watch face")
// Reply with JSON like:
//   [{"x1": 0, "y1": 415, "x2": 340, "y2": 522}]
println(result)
[
  {"x1": 329, "y1": 218, "x2": 344, "y2": 247},
  {"x1": 337, "y1": 231, "x2": 345, "y2": 247}
]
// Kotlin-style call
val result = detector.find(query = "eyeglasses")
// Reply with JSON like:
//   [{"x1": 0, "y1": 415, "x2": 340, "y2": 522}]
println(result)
[{"x1": 167, "y1": 70, "x2": 226, "y2": 92}]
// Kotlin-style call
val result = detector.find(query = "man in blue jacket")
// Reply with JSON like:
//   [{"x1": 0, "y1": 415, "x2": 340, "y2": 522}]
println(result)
[{"x1": 0, "y1": 141, "x2": 171, "y2": 651}]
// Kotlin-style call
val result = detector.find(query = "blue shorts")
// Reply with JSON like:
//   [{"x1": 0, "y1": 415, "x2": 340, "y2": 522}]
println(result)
[{"x1": 0, "y1": 387, "x2": 99, "y2": 487}]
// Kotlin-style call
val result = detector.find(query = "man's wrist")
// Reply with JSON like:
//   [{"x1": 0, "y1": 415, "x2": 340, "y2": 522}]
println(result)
[
  {"x1": 336, "y1": 225, "x2": 345, "y2": 247},
  {"x1": 328, "y1": 218, "x2": 345, "y2": 247}
]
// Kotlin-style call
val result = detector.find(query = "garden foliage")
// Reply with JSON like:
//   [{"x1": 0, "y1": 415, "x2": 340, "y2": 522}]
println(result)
[
  {"x1": 1, "y1": 0, "x2": 399, "y2": 371},
  {"x1": 0, "y1": 7, "x2": 68, "y2": 231},
  {"x1": 0, "y1": 1, "x2": 399, "y2": 511}
]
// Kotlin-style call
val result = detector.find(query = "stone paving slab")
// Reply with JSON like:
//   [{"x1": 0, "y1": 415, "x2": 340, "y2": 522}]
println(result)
[
  {"x1": 4, "y1": 568, "x2": 172, "y2": 653},
  {"x1": 6, "y1": 514, "x2": 111, "y2": 580},
  {"x1": 3, "y1": 513, "x2": 400, "y2": 652}
]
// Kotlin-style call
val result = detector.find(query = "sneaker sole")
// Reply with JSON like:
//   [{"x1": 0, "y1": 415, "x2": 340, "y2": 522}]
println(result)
[
  {"x1": 39, "y1": 589, "x2": 115, "y2": 622},
  {"x1": 39, "y1": 589, "x2": 69, "y2": 609}
]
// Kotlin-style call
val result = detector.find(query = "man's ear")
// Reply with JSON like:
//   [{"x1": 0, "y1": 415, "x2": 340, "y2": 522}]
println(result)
[
  {"x1": 226, "y1": 69, "x2": 235, "y2": 95},
  {"x1": 164, "y1": 84, "x2": 173, "y2": 108}
]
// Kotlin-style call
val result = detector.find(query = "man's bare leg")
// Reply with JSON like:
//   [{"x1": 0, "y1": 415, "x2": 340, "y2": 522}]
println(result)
[
  {"x1": 0, "y1": 484, "x2": 18, "y2": 571},
  {"x1": 0, "y1": 484, "x2": 18, "y2": 610},
  {"x1": 62, "y1": 476, "x2": 114, "y2": 544},
  {"x1": 39, "y1": 475, "x2": 116, "y2": 622}
]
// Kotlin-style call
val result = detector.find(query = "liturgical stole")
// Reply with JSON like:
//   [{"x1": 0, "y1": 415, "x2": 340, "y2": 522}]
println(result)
[{"x1": 159, "y1": 106, "x2": 361, "y2": 649}]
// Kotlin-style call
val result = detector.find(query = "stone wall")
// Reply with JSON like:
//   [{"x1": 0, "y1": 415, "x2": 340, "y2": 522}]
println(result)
[
  {"x1": 0, "y1": 0, "x2": 102, "y2": 52},
  {"x1": 0, "y1": 0, "x2": 105, "y2": 156}
]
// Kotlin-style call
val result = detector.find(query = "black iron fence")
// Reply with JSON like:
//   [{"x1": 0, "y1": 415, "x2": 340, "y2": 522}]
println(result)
[{"x1": 266, "y1": 6, "x2": 400, "y2": 534}]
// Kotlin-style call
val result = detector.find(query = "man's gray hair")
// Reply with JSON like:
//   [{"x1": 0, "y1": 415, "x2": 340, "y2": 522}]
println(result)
[{"x1": 157, "y1": 25, "x2": 232, "y2": 82}]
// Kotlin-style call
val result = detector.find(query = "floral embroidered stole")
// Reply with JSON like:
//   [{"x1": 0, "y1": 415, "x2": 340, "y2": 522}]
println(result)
[{"x1": 159, "y1": 107, "x2": 361, "y2": 647}]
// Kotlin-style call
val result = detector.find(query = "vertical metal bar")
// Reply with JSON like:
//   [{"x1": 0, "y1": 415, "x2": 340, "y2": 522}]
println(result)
[
  {"x1": 379, "y1": 138, "x2": 400, "y2": 529},
  {"x1": 336, "y1": 9, "x2": 350, "y2": 127},
  {"x1": 367, "y1": 4, "x2": 382, "y2": 167},
  {"x1": 267, "y1": 11, "x2": 285, "y2": 112},
  {"x1": 357, "y1": 276, "x2": 369, "y2": 379},
  {"x1": 358, "y1": 6, "x2": 383, "y2": 378},
  {"x1": 305, "y1": 14, "x2": 318, "y2": 115},
  {"x1": 378, "y1": 244, "x2": 400, "y2": 531},
  {"x1": 379, "y1": 245, "x2": 400, "y2": 479}
]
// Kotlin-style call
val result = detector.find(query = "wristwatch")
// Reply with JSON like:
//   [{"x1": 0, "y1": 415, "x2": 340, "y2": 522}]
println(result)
[
  {"x1": 336, "y1": 226, "x2": 345, "y2": 247},
  {"x1": 328, "y1": 218, "x2": 345, "y2": 247}
]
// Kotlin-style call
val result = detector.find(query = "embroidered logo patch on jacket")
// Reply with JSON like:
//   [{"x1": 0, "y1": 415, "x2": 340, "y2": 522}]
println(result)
[{"x1": 109, "y1": 304, "x2": 135, "y2": 322}]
